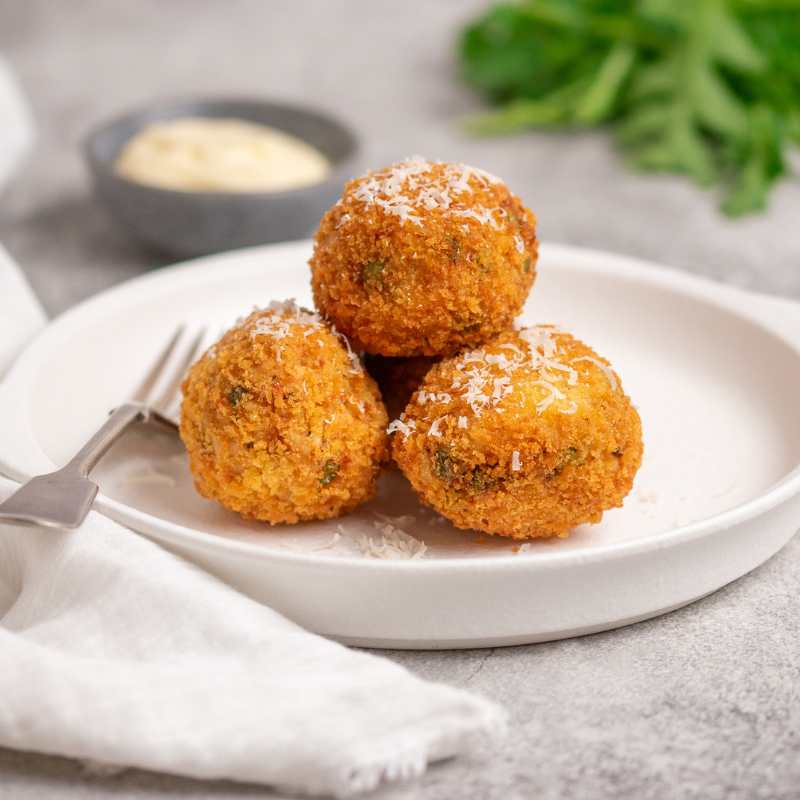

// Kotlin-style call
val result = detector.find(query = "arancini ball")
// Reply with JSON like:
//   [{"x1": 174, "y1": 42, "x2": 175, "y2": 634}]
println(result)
[
  {"x1": 391, "y1": 326, "x2": 642, "y2": 539},
  {"x1": 180, "y1": 301, "x2": 388, "y2": 524},
  {"x1": 310, "y1": 157, "x2": 538, "y2": 357}
]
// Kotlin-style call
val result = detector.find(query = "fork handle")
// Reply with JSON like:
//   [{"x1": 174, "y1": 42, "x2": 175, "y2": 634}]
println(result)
[
  {"x1": 0, "y1": 402, "x2": 150, "y2": 529},
  {"x1": 63, "y1": 402, "x2": 150, "y2": 476}
]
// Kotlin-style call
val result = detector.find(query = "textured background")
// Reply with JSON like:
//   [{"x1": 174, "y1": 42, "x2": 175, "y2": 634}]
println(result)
[{"x1": 1, "y1": 1, "x2": 799, "y2": 798}]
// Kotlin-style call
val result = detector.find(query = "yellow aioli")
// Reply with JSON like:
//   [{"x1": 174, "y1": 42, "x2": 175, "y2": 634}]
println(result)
[{"x1": 114, "y1": 117, "x2": 331, "y2": 192}]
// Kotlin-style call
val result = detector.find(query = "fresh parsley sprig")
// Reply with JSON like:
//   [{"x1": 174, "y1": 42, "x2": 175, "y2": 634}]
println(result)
[{"x1": 459, "y1": 0, "x2": 800, "y2": 215}]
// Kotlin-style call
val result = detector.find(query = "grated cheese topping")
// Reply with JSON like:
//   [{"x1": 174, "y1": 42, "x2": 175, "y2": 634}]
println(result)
[
  {"x1": 348, "y1": 156, "x2": 506, "y2": 230},
  {"x1": 249, "y1": 299, "x2": 322, "y2": 340},
  {"x1": 241, "y1": 299, "x2": 362, "y2": 374},
  {"x1": 388, "y1": 326, "x2": 620, "y2": 441},
  {"x1": 387, "y1": 417, "x2": 416, "y2": 438},
  {"x1": 571, "y1": 355, "x2": 618, "y2": 391},
  {"x1": 354, "y1": 520, "x2": 427, "y2": 560},
  {"x1": 309, "y1": 531, "x2": 343, "y2": 551},
  {"x1": 428, "y1": 416, "x2": 446, "y2": 438},
  {"x1": 349, "y1": 397, "x2": 366, "y2": 414},
  {"x1": 375, "y1": 512, "x2": 417, "y2": 528}
]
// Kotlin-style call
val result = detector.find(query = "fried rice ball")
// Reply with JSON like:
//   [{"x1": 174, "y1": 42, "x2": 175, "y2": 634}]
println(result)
[
  {"x1": 364, "y1": 354, "x2": 439, "y2": 419},
  {"x1": 391, "y1": 326, "x2": 643, "y2": 539},
  {"x1": 180, "y1": 301, "x2": 389, "y2": 524},
  {"x1": 310, "y1": 157, "x2": 538, "y2": 357}
]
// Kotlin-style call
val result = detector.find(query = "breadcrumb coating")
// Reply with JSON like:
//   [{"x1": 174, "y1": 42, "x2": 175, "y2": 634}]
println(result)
[
  {"x1": 391, "y1": 326, "x2": 643, "y2": 539},
  {"x1": 180, "y1": 302, "x2": 388, "y2": 523},
  {"x1": 310, "y1": 157, "x2": 538, "y2": 356}
]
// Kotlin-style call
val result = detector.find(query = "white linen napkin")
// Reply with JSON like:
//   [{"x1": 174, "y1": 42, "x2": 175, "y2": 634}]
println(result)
[{"x1": 0, "y1": 250, "x2": 506, "y2": 796}]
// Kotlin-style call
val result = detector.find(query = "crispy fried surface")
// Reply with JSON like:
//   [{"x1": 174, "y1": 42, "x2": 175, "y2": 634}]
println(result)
[
  {"x1": 391, "y1": 327, "x2": 643, "y2": 539},
  {"x1": 364, "y1": 354, "x2": 439, "y2": 420},
  {"x1": 180, "y1": 303, "x2": 388, "y2": 524},
  {"x1": 310, "y1": 158, "x2": 538, "y2": 357}
]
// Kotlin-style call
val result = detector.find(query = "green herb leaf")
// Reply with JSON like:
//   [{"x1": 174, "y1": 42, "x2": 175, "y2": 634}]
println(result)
[
  {"x1": 361, "y1": 260, "x2": 386, "y2": 288},
  {"x1": 320, "y1": 459, "x2": 340, "y2": 486},
  {"x1": 722, "y1": 104, "x2": 786, "y2": 215},
  {"x1": 471, "y1": 465, "x2": 499, "y2": 491},
  {"x1": 433, "y1": 447, "x2": 457, "y2": 482},
  {"x1": 228, "y1": 386, "x2": 247, "y2": 407},
  {"x1": 459, "y1": 0, "x2": 798, "y2": 216},
  {"x1": 574, "y1": 41, "x2": 637, "y2": 124}
]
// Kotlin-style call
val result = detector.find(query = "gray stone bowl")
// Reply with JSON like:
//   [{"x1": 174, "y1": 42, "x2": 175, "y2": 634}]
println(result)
[{"x1": 83, "y1": 98, "x2": 359, "y2": 257}]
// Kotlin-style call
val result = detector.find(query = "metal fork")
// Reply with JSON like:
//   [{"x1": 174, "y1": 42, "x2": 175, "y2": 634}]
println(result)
[{"x1": 0, "y1": 325, "x2": 207, "y2": 529}]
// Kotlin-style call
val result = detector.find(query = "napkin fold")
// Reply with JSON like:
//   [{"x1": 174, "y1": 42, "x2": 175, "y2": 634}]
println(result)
[
  {"x1": 0, "y1": 486, "x2": 505, "y2": 796},
  {"x1": 0, "y1": 247, "x2": 506, "y2": 796}
]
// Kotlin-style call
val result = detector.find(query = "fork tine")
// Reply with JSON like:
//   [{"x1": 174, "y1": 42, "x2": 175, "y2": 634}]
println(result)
[
  {"x1": 150, "y1": 326, "x2": 208, "y2": 421},
  {"x1": 130, "y1": 325, "x2": 186, "y2": 404}
]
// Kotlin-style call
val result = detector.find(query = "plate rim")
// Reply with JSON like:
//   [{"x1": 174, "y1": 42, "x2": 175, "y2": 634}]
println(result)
[{"x1": 3, "y1": 239, "x2": 800, "y2": 572}]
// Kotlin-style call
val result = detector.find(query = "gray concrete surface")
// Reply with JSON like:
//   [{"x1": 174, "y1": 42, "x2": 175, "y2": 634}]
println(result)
[{"x1": 1, "y1": 2, "x2": 799, "y2": 798}]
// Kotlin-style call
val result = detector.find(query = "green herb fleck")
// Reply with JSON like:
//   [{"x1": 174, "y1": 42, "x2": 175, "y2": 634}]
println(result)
[
  {"x1": 434, "y1": 447, "x2": 457, "y2": 482},
  {"x1": 562, "y1": 446, "x2": 580, "y2": 464},
  {"x1": 545, "y1": 447, "x2": 583, "y2": 480},
  {"x1": 471, "y1": 465, "x2": 498, "y2": 492},
  {"x1": 456, "y1": 316, "x2": 483, "y2": 334},
  {"x1": 523, "y1": 256, "x2": 531, "y2": 273},
  {"x1": 228, "y1": 386, "x2": 247, "y2": 407},
  {"x1": 449, "y1": 237, "x2": 462, "y2": 263},
  {"x1": 361, "y1": 260, "x2": 386, "y2": 288},
  {"x1": 320, "y1": 459, "x2": 340, "y2": 486},
  {"x1": 475, "y1": 256, "x2": 492, "y2": 274}
]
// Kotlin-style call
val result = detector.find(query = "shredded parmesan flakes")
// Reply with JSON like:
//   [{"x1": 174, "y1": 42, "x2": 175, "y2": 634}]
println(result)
[
  {"x1": 374, "y1": 512, "x2": 417, "y2": 528},
  {"x1": 309, "y1": 531, "x2": 342, "y2": 551},
  {"x1": 349, "y1": 397, "x2": 366, "y2": 414},
  {"x1": 511, "y1": 451, "x2": 522, "y2": 472},
  {"x1": 407, "y1": 326, "x2": 620, "y2": 441},
  {"x1": 353, "y1": 521, "x2": 427, "y2": 560},
  {"x1": 571, "y1": 355, "x2": 618, "y2": 391},
  {"x1": 387, "y1": 417, "x2": 416, "y2": 438},
  {"x1": 332, "y1": 325, "x2": 363, "y2": 374},
  {"x1": 428, "y1": 416, "x2": 446, "y2": 438},
  {"x1": 418, "y1": 389, "x2": 452, "y2": 405},
  {"x1": 249, "y1": 299, "x2": 322, "y2": 340},
  {"x1": 241, "y1": 299, "x2": 362, "y2": 374},
  {"x1": 350, "y1": 156, "x2": 504, "y2": 230}
]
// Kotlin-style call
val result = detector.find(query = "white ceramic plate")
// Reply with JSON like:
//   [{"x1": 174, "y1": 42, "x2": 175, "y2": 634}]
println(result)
[{"x1": 2, "y1": 241, "x2": 800, "y2": 649}]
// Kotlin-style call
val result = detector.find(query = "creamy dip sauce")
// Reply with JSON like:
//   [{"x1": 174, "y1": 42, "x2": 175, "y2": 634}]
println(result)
[{"x1": 114, "y1": 117, "x2": 331, "y2": 192}]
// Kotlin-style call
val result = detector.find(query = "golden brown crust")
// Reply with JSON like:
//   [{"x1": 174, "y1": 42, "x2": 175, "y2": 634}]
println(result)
[
  {"x1": 310, "y1": 159, "x2": 538, "y2": 357},
  {"x1": 180, "y1": 303, "x2": 388, "y2": 524},
  {"x1": 391, "y1": 327, "x2": 643, "y2": 539}
]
